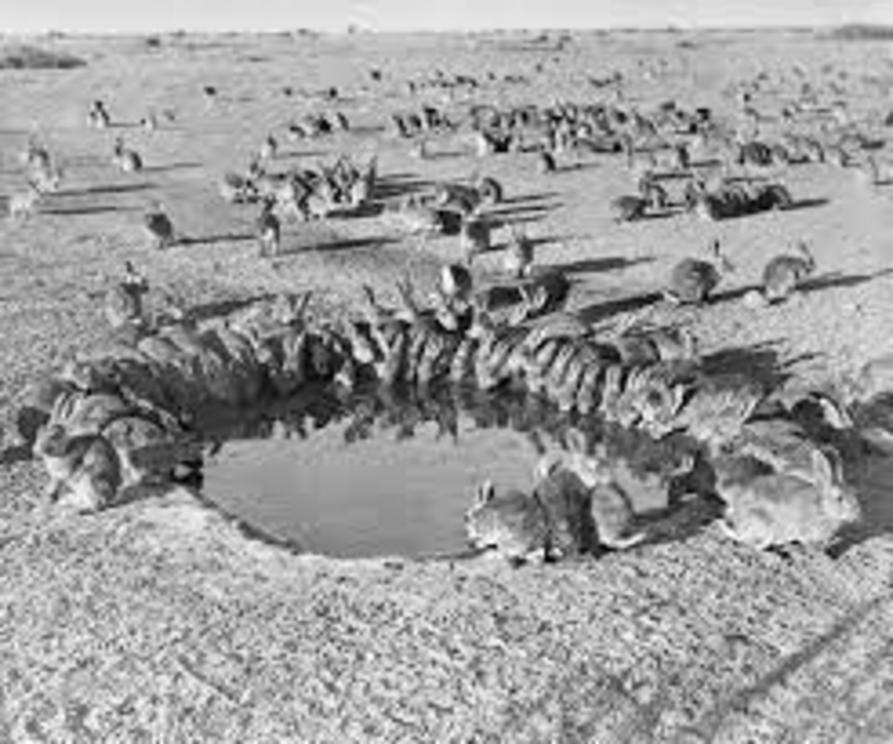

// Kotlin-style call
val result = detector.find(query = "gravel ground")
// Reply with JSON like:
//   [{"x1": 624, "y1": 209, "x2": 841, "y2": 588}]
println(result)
[{"x1": 1, "y1": 28, "x2": 893, "y2": 742}]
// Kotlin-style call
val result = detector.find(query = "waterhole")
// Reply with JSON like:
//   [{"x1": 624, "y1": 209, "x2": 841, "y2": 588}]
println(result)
[
  {"x1": 200, "y1": 387, "x2": 590, "y2": 558},
  {"x1": 196, "y1": 385, "x2": 893, "y2": 559}
]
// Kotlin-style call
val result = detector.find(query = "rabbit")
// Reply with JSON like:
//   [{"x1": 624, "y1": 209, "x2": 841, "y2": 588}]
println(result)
[
  {"x1": 439, "y1": 263, "x2": 473, "y2": 301},
  {"x1": 33, "y1": 424, "x2": 122, "y2": 512},
  {"x1": 7, "y1": 181, "x2": 42, "y2": 221},
  {"x1": 140, "y1": 111, "x2": 158, "y2": 131},
  {"x1": 503, "y1": 226, "x2": 534, "y2": 279},
  {"x1": 105, "y1": 260, "x2": 150, "y2": 331},
  {"x1": 729, "y1": 418, "x2": 835, "y2": 485},
  {"x1": 47, "y1": 390, "x2": 134, "y2": 438},
  {"x1": 665, "y1": 238, "x2": 733, "y2": 304},
  {"x1": 256, "y1": 196, "x2": 281, "y2": 258},
  {"x1": 465, "y1": 467, "x2": 596, "y2": 565},
  {"x1": 459, "y1": 216, "x2": 491, "y2": 266},
  {"x1": 112, "y1": 137, "x2": 143, "y2": 172},
  {"x1": 762, "y1": 241, "x2": 815, "y2": 303},
  {"x1": 613, "y1": 364, "x2": 691, "y2": 436},
  {"x1": 259, "y1": 133, "x2": 278, "y2": 161},
  {"x1": 464, "y1": 482, "x2": 552, "y2": 565},
  {"x1": 679, "y1": 379, "x2": 762, "y2": 450},
  {"x1": 610, "y1": 194, "x2": 648, "y2": 222},
  {"x1": 30, "y1": 160, "x2": 62, "y2": 193},
  {"x1": 476, "y1": 176, "x2": 504, "y2": 206},
  {"x1": 716, "y1": 447, "x2": 862, "y2": 550},
  {"x1": 537, "y1": 149, "x2": 557, "y2": 174},
  {"x1": 433, "y1": 182, "x2": 481, "y2": 215},
  {"x1": 87, "y1": 100, "x2": 111, "y2": 129},
  {"x1": 143, "y1": 201, "x2": 175, "y2": 250},
  {"x1": 535, "y1": 453, "x2": 646, "y2": 550},
  {"x1": 102, "y1": 414, "x2": 200, "y2": 488}
]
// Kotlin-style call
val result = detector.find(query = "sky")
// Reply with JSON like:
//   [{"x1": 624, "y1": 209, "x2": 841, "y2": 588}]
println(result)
[{"x1": 1, "y1": 0, "x2": 892, "y2": 34}]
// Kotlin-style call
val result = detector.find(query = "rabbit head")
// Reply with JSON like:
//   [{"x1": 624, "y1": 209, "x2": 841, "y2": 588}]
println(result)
[{"x1": 813, "y1": 448, "x2": 862, "y2": 526}]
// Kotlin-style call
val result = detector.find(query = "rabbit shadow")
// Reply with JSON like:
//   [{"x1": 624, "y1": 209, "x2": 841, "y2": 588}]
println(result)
[
  {"x1": 188, "y1": 294, "x2": 277, "y2": 322},
  {"x1": 42, "y1": 204, "x2": 135, "y2": 216},
  {"x1": 178, "y1": 232, "x2": 254, "y2": 247},
  {"x1": 799, "y1": 267, "x2": 893, "y2": 294},
  {"x1": 65, "y1": 182, "x2": 157, "y2": 196},
  {"x1": 374, "y1": 175, "x2": 436, "y2": 201},
  {"x1": 142, "y1": 162, "x2": 203, "y2": 174},
  {"x1": 781, "y1": 197, "x2": 830, "y2": 212},
  {"x1": 0, "y1": 444, "x2": 33, "y2": 465},
  {"x1": 278, "y1": 235, "x2": 401, "y2": 257},
  {"x1": 577, "y1": 292, "x2": 664, "y2": 324},
  {"x1": 500, "y1": 192, "x2": 561, "y2": 207},
  {"x1": 698, "y1": 340, "x2": 810, "y2": 389},
  {"x1": 540, "y1": 256, "x2": 655, "y2": 276}
]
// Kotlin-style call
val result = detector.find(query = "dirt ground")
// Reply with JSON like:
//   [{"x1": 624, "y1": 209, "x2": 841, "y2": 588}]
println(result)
[{"x1": 1, "y1": 28, "x2": 893, "y2": 742}]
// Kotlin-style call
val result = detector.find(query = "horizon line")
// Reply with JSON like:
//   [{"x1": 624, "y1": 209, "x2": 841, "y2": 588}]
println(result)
[{"x1": 0, "y1": 21, "x2": 885, "y2": 37}]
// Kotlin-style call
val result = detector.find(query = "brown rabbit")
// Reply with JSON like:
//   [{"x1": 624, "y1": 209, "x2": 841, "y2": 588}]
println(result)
[
  {"x1": 105, "y1": 261, "x2": 149, "y2": 331},
  {"x1": 503, "y1": 226, "x2": 534, "y2": 279},
  {"x1": 716, "y1": 447, "x2": 861, "y2": 549},
  {"x1": 102, "y1": 415, "x2": 201, "y2": 488},
  {"x1": 665, "y1": 239, "x2": 733, "y2": 304},
  {"x1": 761, "y1": 241, "x2": 815, "y2": 303},
  {"x1": 33, "y1": 424, "x2": 122, "y2": 511},
  {"x1": 535, "y1": 454, "x2": 646, "y2": 550},
  {"x1": 465, "y1": 468, "x2": 597, "y2": 565}
]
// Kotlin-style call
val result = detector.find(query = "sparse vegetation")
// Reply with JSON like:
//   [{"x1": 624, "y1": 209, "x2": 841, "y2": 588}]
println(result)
[{"x1": 0, "y1": 44, "x2": 86, "y2": 70}]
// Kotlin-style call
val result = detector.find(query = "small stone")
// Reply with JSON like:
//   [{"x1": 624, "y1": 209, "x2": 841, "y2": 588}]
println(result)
[{"x1": 741, "y1": 289, "x2": 766, "y2": 309}]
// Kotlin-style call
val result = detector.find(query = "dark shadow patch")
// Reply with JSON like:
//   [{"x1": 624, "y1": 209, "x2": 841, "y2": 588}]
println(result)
[
  {"x1": 698, "y1": 340, "x2": 793, "y2": 389},
  {"x1": 800, "y1": 268, "x2": 893, "y2": 294},
  {"x1": 500, "y1": 191, "x2": 561, "y2": 206},
  {"x1": 142, "y1": 162, "x2": 203, "y2": 174},
  {"x1": 334, "y1": 202, "x2": 385, "y2": 219},
  {"x1": 486, "y1": 204, "x2": 556, "y2": 220},
  {"x1": 65, "y1": 182, "x2": 156, "y2": 196},
  {"x1": 178, "y1": 232, "x2": 254, "y2": 247},
  {"x1": 577, "y1": 292, "x2": 664, "y2": 324},
  {"x1": 42, "y1": 205, "x2": 133, "y2": 215},
  {"x1": 635, "y1": 209, "x2": 684, "y2": 221},
  {"x1": 0, "y1": 444, "x2": 32, "y2": 465},
  {"x1": 781, "y1": 197, "x2": 830, "y2": 211},
  {"x1": 279, "y1": 149, "x2": 330, "y2": 160},
  {"x1": 346, "y1": 124, "x2": 386, "y2": 136},
  {"x1": 374, "y1": 176, "x2": 435, "y2": 201},
  {"x1": 288, "y1": 236, "x2": 401, "y2": 255},
  {"x1": 541, "y1": 256, "x2": 656, "y2": 276},
  {"x1": 705, "y1": 284, "x2": 761, "y2": 305},
  {"x1": 559, "y1": 161, "x2": 602, "y2": 172},
  {"x1": 497, "y1": 213, "x2": 551, "y2": 227},
  {"x1": 189, "y1": 294, "x2": 277, "y2": 322},
  {"x1": 421, "y1": 150, "x2": 466, "y2": 160}
]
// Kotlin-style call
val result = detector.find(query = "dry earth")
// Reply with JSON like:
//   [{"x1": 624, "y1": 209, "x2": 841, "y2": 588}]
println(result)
[{"x1": 1, "y1": 28, "x2": 893, "y2": 742}]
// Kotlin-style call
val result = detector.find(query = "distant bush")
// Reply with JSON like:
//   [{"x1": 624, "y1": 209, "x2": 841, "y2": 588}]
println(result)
[
  {"x1": 830, "y1": 24, "x2": 893, "y2": 40},
  {"x1": 144, "y1": 36, "x2": 162, "y2": 49},
  {"x1": 0, "y1": 45, "x2": 86, "y2": 70}
]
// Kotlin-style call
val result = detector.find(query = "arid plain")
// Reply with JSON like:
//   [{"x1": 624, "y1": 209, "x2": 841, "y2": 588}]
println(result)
[{"x1": 2, "y1": 27, "x2": 893, "y2": 742}]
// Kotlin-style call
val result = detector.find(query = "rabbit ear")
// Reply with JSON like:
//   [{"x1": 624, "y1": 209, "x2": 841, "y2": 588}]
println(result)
[
  {"x1": 476, "y1": 480, "x2": 495, "y2": 504},
  {"x1": 564, "y1": 427, "x2": 588, "y2": 453},
  {"x1": 535, "y1": 455, "x2": 560, "y2": 481},
  {"x1": 811, "y1": 448, "x2": 835, "y2": 486},
  {"x1": 670, "y1": 384, "x2": 688, "y2": 416},
  {"x1": 816, "y1": 395, "x2": 853, "y2": 430}
]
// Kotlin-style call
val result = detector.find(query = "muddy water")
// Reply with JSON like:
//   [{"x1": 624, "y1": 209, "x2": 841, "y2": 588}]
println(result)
[{"x1": 201, "y1": 390, "x2": 573, "y2": 558}]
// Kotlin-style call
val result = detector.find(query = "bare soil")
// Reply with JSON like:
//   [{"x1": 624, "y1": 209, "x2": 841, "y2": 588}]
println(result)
[{"x1": 1, "y1": 28, "x2": 893, "y2": 742}]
